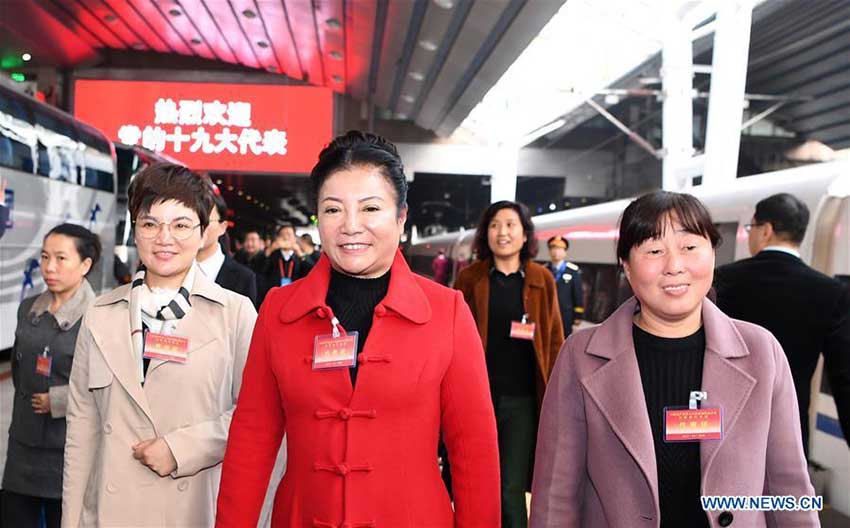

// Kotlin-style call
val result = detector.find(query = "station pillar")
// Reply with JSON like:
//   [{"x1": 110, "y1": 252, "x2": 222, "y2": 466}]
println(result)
[
  {"x1": 490, "y1": 142, "x2": 519, "y2": 203},
  {"x1": 661, "y1": 11, "x2": 695, "y2": 191}
]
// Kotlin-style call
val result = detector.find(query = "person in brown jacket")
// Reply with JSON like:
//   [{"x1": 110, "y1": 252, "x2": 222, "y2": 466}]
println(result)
[{"x1": 453, "y1": 200, "x2": 564, "y2": 528}]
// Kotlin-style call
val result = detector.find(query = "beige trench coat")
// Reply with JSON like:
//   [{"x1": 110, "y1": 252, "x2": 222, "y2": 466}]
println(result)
[{"x1": 62, "y1": 270, "x2": 256, "y2": 527}]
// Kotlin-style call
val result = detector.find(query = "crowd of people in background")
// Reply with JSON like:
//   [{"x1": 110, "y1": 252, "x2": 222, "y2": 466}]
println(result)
[{"x1": 0, "y1": 130, "x2": 843, "y2": 528}]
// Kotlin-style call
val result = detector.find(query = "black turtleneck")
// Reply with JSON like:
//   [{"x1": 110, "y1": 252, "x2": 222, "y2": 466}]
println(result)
[
  {"x1": 325, "y1": 267, "x2": 391, "y2": 385},
  {"x1": 633, "y1": 323, "x2": 709, "y2": 528}
]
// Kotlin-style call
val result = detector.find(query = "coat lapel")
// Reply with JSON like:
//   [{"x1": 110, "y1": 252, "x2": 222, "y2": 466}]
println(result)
[
  {"x1": 581, "y1": 299, "x2": 659, "y2": 513},
  {"x1": 90, "y1": 288, "x2": 156, "y2": 425},
  {"x1": 699, "y1": 300, "x2": 757, "y2": 481}
]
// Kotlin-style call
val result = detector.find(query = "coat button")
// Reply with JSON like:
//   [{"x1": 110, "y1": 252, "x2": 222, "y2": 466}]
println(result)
[
  {"x1": 177, "y1": 481, "x2": 189, "y2": 492},
  {"x1": 103, "y1": 422, "x2": 113, "y2": 434},
  {"x1": 336, "y1": 463, "x2": 349, "y2": 476},
  {"x1": 718, "y1": 511, "x2": 733, "y2": 526},
  {"x1": 106, "y1": 483, "x2": 118, "y2": 494},
  {"x1": 338, "y1": 408, "x2": 352, "y2": 420},
  {"x1": 374, "y1": 305, "x2": 387, "y2": 317}
]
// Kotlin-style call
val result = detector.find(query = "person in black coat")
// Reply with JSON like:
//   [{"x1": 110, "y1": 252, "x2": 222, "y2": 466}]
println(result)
[
  {"x1": 197, "y1": 188, "x2": 258, "y2": 306},
  {"x1": 714, "y1": 193, "x2": 850, "y2": 456},
  {"x1": 545, "y1": 236, "x2": 584, "y2": 337},
  {"x1": 263, "y1": 223, "x2": 311, "y2": 288}
]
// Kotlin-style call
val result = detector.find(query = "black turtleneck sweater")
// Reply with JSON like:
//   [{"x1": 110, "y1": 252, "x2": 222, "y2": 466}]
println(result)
[
  {"x1": 325, "y1": 268, "x2": 391, "y2": 385},
  {"x1": 633, "y1": 323, "x2": 709, "y2": 528}
]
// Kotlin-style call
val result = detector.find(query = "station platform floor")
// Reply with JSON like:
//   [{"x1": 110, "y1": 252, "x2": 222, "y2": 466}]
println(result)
[{"x1": 1, "y1": 362, "x2": 848, "y2": 526}]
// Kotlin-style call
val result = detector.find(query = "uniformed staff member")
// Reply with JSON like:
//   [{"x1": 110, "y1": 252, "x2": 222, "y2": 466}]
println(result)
[{"x1": 545, "y1": 236, "x2": 584, "y2": 337}]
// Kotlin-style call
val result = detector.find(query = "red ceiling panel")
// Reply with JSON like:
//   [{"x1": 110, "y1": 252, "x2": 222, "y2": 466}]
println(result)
[
  {"x1": 77, "y1": 0, "x2": 159, "y2": 52},
  {"x1": 254, "y1": 0, "x2": 303, "y2": 80},
  {"x1": 229, "y1": 0, "x2": 281, "y2": 73},
  {"x1": 56, "y1": 0, "x2": 127, "y2": 49},
  {"x1": 200, "y1": 0, "x2": 260, "y2": 69},
  {"x1": 125, "y1": 0, "x2": 194, "y2": 55},
  {"x1": 346, "y1": 0, "x2": 377, "y2": 102},
  {"x1": 1, "y1": 0, "x2": 99, "y2": 66},
  {"x1": 282, "y1": 1, "x2": 325, "y2": 87},
  {"x1": 313, "y1": 0, "x2": 346, "y2": 93},
  {"x1": 173, "y1": 0, "x2": 238, "y2": 64},
  {"x1": 100, "y1": 0, "x2": 170, "y2": 53},
  {"x1": 31, "y1": 0, "x2": 104, "y2": 49},
  {"x1": 150, "y1": 0, "x2": 217, "y2": 60}
]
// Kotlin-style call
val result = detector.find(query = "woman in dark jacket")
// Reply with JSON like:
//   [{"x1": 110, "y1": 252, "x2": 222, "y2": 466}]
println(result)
[
  {"x1": 2, "y1": 223, "x2": 100, "y2": 528},
  {"x1": 454, "y1": 200, "x2": 564, "y2": 528}
]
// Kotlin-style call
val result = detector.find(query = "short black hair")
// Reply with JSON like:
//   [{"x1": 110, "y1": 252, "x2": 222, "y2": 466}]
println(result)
[
  {"x1": 211, "y1": 190, "x2": 228, "y2": 219},
  {"x1": 300, "y1": 233, "x2": 315, "y2": 247},
  {"x1": 128, "y1": 163, "x2": 212, "y2": 234},
  {"x1": 310, "y1": 130, "x2": 407, "y2": 212},
  {"x1": 473, "y1": 200, "x2": 538, "y2": 262},
  {"x1": 44, "y1": 223, "x2": 102, "y2": 277},
  {"x1": 617, "y1": 191, "x2": 721, "y2": 263},
  {"x1": 277, "y1": 223, "x2": 295, "y2": 237},
  {"x1": 754, "y1": 193, "x2": 809, "y2": 244}
]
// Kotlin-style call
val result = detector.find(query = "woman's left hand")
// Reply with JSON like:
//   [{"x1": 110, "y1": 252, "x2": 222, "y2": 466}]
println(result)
[
  {"x1": 31, "y1": 393, "x2": 50, "y2": 414},
  {"x1": 132, "y1": 437, "x2": 178, "y2": 477}
]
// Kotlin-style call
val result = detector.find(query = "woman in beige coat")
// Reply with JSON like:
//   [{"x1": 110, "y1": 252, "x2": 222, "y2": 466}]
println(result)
[{"x1": 62, "y1": 164, "x2": 256, "y2": 527}]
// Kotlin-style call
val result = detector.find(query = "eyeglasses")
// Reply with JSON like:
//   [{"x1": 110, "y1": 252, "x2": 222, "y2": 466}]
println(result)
[
  {"x1": 134, "y1": 219, "x2": 201, "y2": 240},
  {"x1": 743, "y1": 222, "x2": 765, "y2": 233}
]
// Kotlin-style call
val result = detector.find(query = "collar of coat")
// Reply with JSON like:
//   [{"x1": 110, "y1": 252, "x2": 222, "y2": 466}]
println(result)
[
  {"x1": 278, "y1": 249, "x2": 432, "y2": 325},
  {"x1": 466, "y1": 258, "x2": 549, "y2": 289},
  {"x1": 29, "y1": 279, "x2": 95, "y2": 329},
  {"x1": 93, "y1": 262, "x2": 227, "y2": 308},
  {"x1": 584, "y1": 296, "x2": 749, "y2": 360}
]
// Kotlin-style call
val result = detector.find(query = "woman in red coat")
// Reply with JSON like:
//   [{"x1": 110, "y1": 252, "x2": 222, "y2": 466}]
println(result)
[{"x1": 216, "y1": 131, "x2": 500, "y2": 527}]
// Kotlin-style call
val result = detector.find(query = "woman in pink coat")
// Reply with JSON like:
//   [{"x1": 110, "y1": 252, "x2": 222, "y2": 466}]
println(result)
[
  {"x1": 216, "y1": 131, "x2": 500, "y2": 527},
  {"x1": 531, "y1": 191, "x2": 816, "y2": 528}
]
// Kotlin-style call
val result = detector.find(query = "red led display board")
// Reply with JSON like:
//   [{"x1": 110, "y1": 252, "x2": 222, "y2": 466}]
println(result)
[{"x1": 73, "y1": 79, "x2": 333, "y2": 173}]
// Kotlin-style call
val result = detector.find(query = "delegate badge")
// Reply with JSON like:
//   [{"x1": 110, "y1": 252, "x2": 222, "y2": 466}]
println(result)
[
  {"x1": 313, "y1": 331, "x2": 359, "y2": 370},
  {"x1": 664, "y1": 392, "x2": 722, "y2": 442},
  {"x1": 510, "y1": 314, "x2": 535, "y2": 341},
  {"x1": 143, "y1": 332, "x2": 189, "y2": 364},
  {"x1": 36, "y1": 348, "x2": 52, "y2": 377}
]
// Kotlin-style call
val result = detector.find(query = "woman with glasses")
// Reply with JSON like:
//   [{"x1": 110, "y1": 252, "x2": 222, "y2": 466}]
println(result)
[{"x1": 62, "y1": 163, "x2": 257, "y2": 527}]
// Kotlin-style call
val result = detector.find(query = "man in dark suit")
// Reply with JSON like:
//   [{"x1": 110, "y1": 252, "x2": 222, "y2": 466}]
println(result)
[
  {"x1": 264, "y1": 223, "x2": 311, "y2": 288},
  {"x1": 197, "y1": 191, "x2": 258, "y2": 306},
  {"x1": 545, "y1": 236, "x2": 584, "y2": 337},
  {"x1": 714, "y1": 193, "x2": 850, "y2": 455}
]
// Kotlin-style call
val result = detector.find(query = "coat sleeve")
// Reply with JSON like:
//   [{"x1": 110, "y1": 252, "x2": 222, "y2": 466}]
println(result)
[
  {"x1": 163, "y1": 296, "x2": 257, "y2": 477},
  {"x1": 48, "y1": 385, "x2": 69, "y2": 418},
  {"x1": 215, "y1": 292, "x2": 287, "y2": 527},
  {"x1": 545, "y1": 274, "x2": 565, "y2": 376},
  {"x1": 245, "y1": 270, "x2": 258, "y2": 307},
  {"x1": 441, "y1": 291, "x2": 500, "y2": 527},
  {"x1": 763, "y1": 335, "x2": 819, "y2": 527},
  {"x1": 530, "y1": 335, "x2": 588, "y2": 528},
  {"x1": 62, "y1": 310, "x2": 102, "y2": 528},
  {"x1": 822, "y1": 287, "x2": 850, "y2": 448}
]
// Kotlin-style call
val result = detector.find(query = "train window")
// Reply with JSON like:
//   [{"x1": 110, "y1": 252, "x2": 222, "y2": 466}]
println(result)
[
  {"x1": 33, "y1": 107, "x2": 79, "y2": 183},
  {"x1": 77, "y1": 126, "x2": 115, "y2": 193},
  {"x1": 0, "y1": 89, "x2": 36, "y2": 173},
  {"x1": 713, "y1": 222, "x2": 739, "y2": 266}
]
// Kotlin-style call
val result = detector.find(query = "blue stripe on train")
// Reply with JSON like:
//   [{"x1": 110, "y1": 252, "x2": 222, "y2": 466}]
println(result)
[{"x1": 816, "y1": 413, "x2": 845, "y2": 439}]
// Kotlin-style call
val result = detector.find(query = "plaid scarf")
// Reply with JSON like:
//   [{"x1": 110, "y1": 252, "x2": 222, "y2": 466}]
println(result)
[{"x1": 129, "y1": 264, "x2": 195, "y2": 382}]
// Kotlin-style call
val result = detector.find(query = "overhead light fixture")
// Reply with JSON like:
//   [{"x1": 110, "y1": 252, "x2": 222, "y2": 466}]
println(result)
[
  {"x1": 168, "y1": 8, "x2": 182, "y2": 17},
  {"x1": 227, "y1": 185, "x2": 234, "y2": 191},
  {"x1": 21, "y1": 53, "x2": 31, "y2": 62},
  {"x1": 332, "y1": 75, "x2": 343, "y2": 83},
  {"x1": 408, "y1": 71, "x2": 425, "y2": 81},
  {"x1": 401, "y1": 94, "x2": 415, "y2": 103},
  {"x1": 237, "y1": 190, "x2": 244, "y2": 196},
  {"x1": 190, "y1": 37, "x2": 202, "y2": 45},
  {"x1": 246, "y1": 195, "x2": 253, "y2": 201},
  {"x1": 104, "y1": 13, "x2": 117, "y2": 22},
  {"x1": 418, "y1": 40, "x2": 438, "y2": 52},
  {"x1": 329, "y1": 51, "x2": 343, "y2": 60},
  {"x1": 549, "y1": 203, "x2": 557, "y2": 211},
  {"x1": 242, "y1": 8, "x2": 257, "y2": 19},
  {"x1": 257, "y1": 40, "x2": 269, "y2": 48},
  {"x1": 216, "y1": 179, "x2": 223, "y2": 185},
  {"x1": 433, "y1": 0, "x2": 454, "y2": 9},
  {"x1": 326, "y1": 18, "x2": 341, "y2": 29}
]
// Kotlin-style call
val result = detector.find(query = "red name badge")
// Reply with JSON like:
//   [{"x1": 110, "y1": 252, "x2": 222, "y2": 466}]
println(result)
[
  {"x1": 36, "y1": 355, "x2": 52, "y2": 377},
  {"x1": 143, "y1": 333, "x2": 190, "y2": 364},
  {"x1": 313, "y1": 332, "x2": 359, "y2": 370},
  {"x1": 664, "y1": 407, "x2": 723, "y2": 442},
  {"x1": 510, "y1": 321, "x2": 536, "y2": 340}
]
